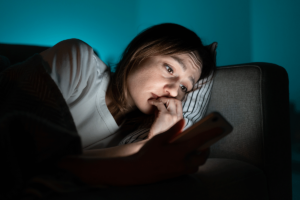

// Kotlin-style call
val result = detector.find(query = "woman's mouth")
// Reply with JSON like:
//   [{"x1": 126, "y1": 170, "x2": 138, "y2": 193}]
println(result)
[{"x1": 150, "y1": 93, "x2": 160, "y2": 100}]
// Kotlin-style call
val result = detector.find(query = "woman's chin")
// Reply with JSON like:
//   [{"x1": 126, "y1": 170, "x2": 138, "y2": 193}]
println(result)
[{"x1": 140, "y1": 105, "x2": 156, "y2": 115}]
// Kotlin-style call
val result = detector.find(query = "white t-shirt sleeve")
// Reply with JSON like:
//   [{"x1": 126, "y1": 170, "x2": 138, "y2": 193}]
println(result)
[{"x1": 40, "y1": 38, "x2": 96, "y2": 102}]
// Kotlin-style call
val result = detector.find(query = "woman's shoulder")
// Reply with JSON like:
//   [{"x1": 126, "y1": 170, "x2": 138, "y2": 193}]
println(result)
[
  {"x1": 40, "y1": 38, "x2": 109, "y2": 101},
  {"x1": 44, "y1": 38, "x2": 108, "y2": 74},
  {"x1": 64, "y1": 39, "x2": 108, "y2": 72},
  {"x1": 52, "y1": 38, "x2": 94, "y2": 57}
]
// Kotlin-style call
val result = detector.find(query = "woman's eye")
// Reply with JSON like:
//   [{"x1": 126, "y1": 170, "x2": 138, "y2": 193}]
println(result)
[
  {"x1": 165, "y1": 65, "x2": 173, "y2": 74},
  {"x1": 180, "y1": 84, "x2": 188, "y2": 93}
]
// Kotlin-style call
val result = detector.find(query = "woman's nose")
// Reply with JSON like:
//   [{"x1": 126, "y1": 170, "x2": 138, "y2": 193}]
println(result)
[{"x1": 164, "y1": 81, "x2": 180, "y2": 98}]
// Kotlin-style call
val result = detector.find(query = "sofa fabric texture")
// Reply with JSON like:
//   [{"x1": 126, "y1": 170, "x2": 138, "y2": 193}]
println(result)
[
  {"x1": 194, "y1": 158, "x2": 269, "y2": 200},
  {"x1": 206, "y1": 63, "x2": 291, "y2": 200}
]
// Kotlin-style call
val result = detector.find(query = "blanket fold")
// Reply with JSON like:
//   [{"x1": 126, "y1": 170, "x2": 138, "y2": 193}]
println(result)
[{"x1": 0, "y1": 54, "x2": 82, "y2": 199}]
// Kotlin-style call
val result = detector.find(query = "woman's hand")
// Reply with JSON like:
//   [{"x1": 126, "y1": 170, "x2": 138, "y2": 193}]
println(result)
[
  {"x1": 124, "y1": 119, "x2": 215, "y2": 185},
  {"x1": 148, "y1": 97, "x2": 183, "y2": 139},
  {"x1": 58, "y1": 119, "x2": 225, "y2": 186}
]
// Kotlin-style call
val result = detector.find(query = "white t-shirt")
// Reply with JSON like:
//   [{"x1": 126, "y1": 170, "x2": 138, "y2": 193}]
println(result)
[{"x1": 40, "y1": 39, "x2": 120, "y2": 150}]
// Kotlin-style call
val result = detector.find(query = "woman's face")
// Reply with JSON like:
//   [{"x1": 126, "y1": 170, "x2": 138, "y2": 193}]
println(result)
[{"x1": 127, "y1": 53, "x2": 202, "y2": 114}]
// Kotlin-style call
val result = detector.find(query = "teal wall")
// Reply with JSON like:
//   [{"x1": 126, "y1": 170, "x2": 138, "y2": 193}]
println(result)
[
  {"x1": 0, "y1": 0, "x2": 299, "y2": 111},
  {"x1": 252, "y1": 0, "x2": 300, "y2": 112}
]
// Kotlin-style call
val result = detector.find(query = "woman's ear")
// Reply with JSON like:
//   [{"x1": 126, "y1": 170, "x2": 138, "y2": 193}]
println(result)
[
  {"x1": 204, "y1": 42, "x2": 218, "y2": 66},
  {"x1": 205, "y1": 42, "x2": 218, "y2": 64}
]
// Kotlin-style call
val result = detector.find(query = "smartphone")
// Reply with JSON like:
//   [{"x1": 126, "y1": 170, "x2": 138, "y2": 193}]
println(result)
[{"x1": 169, "y1": 112, "x2": 233, "y2": 151}]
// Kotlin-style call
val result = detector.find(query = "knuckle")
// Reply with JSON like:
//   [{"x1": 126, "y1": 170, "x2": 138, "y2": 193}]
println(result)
[{"x1": 174, "y1": 99, "x2": 180, "y2": 103}]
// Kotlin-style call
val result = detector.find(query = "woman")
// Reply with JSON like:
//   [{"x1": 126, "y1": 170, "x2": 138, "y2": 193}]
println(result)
[
  {"x1": 3, "y1": 23, "x2": 218, "y2": 199},
  {"x1": 40, "y1": 23, "x2": 215, "y2": 156},
  {"x1": 41, "y1": 23, "x2": 216, "y2": 181}
]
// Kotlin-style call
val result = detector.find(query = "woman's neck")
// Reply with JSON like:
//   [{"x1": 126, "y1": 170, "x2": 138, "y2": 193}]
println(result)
[
  {"x1": 106, "y1": 88, "x2": 137, "y2": 126},
  {"x1": 105, "y1": 92, "x2": 123, "y2": 126}
]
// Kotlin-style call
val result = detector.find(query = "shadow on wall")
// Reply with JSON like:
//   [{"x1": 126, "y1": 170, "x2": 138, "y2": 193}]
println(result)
[
  {"x1": 290, "y1": 102, "x2": 300, "y2": 175},
  {"x1": 290, "y1": 102, "x2": 300, "y2": 145}
]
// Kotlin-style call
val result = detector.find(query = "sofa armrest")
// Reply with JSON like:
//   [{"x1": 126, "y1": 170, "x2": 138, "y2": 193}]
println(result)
[
  {"x1": 206, "y1": 62, "x2": 291, "y2": 200},
  {"x1": 0, "y1": 43, "x2": 49, "y2": 65}
]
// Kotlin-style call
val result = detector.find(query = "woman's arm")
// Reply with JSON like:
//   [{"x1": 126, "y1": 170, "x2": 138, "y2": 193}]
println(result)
[
  {"x1": 81, "y1": 96, "x2": 183, "y2": 159},
  {"x1": 57, "y1": 119, "x2": 217, "y2": 187},
  {"x1": 82, "y1": 139, "x2": 150, "y2": 158},
  {"x1": 57, "y1": 152, "x2": 140, "y2": 186}
]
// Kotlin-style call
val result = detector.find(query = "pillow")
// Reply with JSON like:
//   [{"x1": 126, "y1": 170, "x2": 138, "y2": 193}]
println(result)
[{"x1": 119, "y1": 42, "x2": 218, "y2": 145}]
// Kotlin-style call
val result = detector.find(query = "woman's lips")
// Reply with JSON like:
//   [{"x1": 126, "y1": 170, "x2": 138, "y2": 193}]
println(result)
[{"x1": 151, "y1": 93, "x2": 160, "y2": 99}]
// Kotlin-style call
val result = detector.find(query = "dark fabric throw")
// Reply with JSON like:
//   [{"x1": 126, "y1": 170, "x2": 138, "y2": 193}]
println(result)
[
  {"x1": 0, "y1": 55, "x2": 11, "y2": 72},
  {"x1": 0, "y1": 54, "x2": 82, "y2": 200}
]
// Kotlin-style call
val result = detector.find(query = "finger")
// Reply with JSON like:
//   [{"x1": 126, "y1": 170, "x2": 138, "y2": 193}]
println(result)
[
  {"x1": 155, "y1": 97, "x2": 173, "y2": 109},
  {"x1": 155, "y1": 109, "x2": 158, "y2": 118},
  {"x1": 153, "y1": 118, "x2": 185, "y2": 142},
  {"x1": 175, "y1": 99, "x2": 183, "y2": 119},
  {"x1": 179, "y1": 127, "x2": 224, "y2": 153},
  {"x1": 166, "y1": 99, "x2": 177, "y2": 115},
  {"x1": 197, "y1": 148, "x2": 210, "y2": 159},
  {"x1": 157, "y1": 97, "x2": 177, "y2": 115},
  {"x1": 185, "y1": 148, "x2": 210, "y2": 173},
  {"x1": 154, "y1": 96, "x2": 171, "y2": 104},
  {"x1": 148, "y1": 99, "x2": 167, "y2": 112},
  {"x1": 187, "y1": 148, "x2": 210, "y2": 163}
]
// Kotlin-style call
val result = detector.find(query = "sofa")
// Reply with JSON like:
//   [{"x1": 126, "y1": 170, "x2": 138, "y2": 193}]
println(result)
[{"x1": 0, "y1": 43, "x2": 292, "y2": 200}]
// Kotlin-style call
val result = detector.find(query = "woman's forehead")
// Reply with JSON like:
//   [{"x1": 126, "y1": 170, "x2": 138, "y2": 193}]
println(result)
[
  {"x1": 173, "y1": 53, "x2": 200, "y2": 68},
  {"x1": 165, "y1": 54, "x2": 201, "y2": 77},
  {"x1": 142, "y1": 53, "x2": 201, "y2": 80},
  {"x1": 157, "y1": 53, "x2": 201, "y2": 69}
]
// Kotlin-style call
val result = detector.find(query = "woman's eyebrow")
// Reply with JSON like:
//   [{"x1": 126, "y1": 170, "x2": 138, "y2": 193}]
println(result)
[
  {"x1": 170, "y1": 55, "x2": 195, "y2": 88},
  {"x1": 171, "y1": 55, "x2": 186, "y2": 71}
]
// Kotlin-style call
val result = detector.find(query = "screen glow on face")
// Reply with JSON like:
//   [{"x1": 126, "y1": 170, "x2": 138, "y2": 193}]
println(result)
[{"x1": 126, "y1": 53, "x2": 201, "y2": 114}]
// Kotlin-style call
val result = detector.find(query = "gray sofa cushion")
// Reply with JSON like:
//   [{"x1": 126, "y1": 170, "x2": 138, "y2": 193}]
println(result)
[
  {"x1": 0, "y1": 43, "x2": 49, "y2": 65},
  {"x1": 193, "y1": 158, "x2": 269, "y2": 200},
  {"x1": 207, "y1": 66, "x2": 264, "y2": 166},
  {"x1": 206, "y1": 63, "x2": 291, "y2": 200}
]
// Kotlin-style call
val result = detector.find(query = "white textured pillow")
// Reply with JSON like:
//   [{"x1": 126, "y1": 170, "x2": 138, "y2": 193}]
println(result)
[{"x1": 119, "y1": 42, "x2": 217, "y2": 145}]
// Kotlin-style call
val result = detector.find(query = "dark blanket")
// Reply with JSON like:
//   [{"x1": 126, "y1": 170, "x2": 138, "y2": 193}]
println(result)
[{"x1": 0, "y1": 54, "x2": 82, "y2": 199}]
